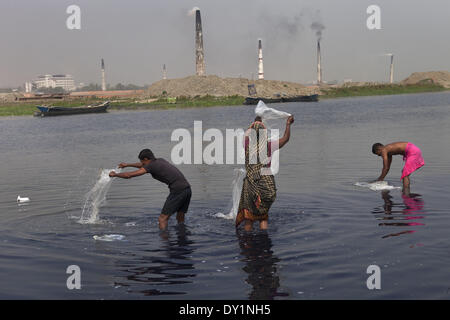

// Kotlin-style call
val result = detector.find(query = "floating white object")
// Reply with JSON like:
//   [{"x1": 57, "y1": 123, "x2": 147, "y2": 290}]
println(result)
[
  {"x1": 93, "y1": 234, "x2": 125, "y2": 241},
  {"x1": 354, "y1": 181, "x2": 401, "y2": 191},
  {"x1": 17, "y1": 195, "x2": 30, "y2": 203}
]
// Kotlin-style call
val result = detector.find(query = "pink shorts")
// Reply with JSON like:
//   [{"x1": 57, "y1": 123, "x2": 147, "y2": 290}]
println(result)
[{"x1": 401, "y1": 143, "x2": 425, "y2": 180}]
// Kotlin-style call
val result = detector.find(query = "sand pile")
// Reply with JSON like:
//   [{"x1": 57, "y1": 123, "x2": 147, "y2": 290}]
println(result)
[
  {"x1": 0, "y1": 93, "x2": 19, "y2": 103},
  {"x1": 401, "y1": 71, "x2": 450, "y2": 88},
  {"x1": 146, "y1": 75, "x2": 316, "y2": 98}
]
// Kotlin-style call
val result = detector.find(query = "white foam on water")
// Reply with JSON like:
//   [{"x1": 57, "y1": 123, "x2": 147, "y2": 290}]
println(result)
[
  {"x1": 78, "y1": 168, "x2": 121, "y2": 224},
  {"x1": 215, "y1": 101, "x2": 290, "y2": 221},
  {"x1": 93, "y1": 234, "x2": 125, "y2": 241},
  {"x1": 354, "y1": 181, "x2": 401, "y2": 191}
]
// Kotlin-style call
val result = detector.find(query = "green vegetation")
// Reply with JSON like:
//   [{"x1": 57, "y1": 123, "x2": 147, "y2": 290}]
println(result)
[
  {"x1": 321, "y1": 83, "x2": 447, "y2": 99},
  {"x1": 0, "y1": 104, "x2": 38, "y2": 116}
]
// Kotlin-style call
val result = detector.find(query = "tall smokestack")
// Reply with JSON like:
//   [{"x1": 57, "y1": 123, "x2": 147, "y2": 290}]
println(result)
[
  {"x1": 163, "y1": 64, "x2": 167, "y2": 80},
  {"x1": 317, "y1": 40, "x2": 322, "y2": 85},
  {"x1": 195, "y1": 9, "x2": 205, "y2": 76},
  {"x1": 389, "y1": 54, "x2": 394, "y2": 84},
  {"x1": 258, "y1": 39, "x2": 264, "y2": 80},
  {"x1": 101, "y1": 58, "x2": 106, "y2": 91}
]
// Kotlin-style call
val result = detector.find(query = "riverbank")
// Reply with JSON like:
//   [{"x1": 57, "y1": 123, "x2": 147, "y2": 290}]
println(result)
[
  {"x1": 0, "y1": 83, "x2": 447, "y2": 116},
  {"x1": 320, "y1": 83, "x2": 447, "y2": 99}
]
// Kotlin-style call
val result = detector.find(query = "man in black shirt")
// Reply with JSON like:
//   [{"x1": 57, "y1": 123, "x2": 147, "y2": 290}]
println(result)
[{"x1": 109, "y1": 149, "x2": 191, "y2": 230}]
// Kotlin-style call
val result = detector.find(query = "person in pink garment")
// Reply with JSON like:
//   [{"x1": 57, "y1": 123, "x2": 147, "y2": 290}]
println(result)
[{"x1": 372, "y1": 142, "x2": 425, "y2": 195}]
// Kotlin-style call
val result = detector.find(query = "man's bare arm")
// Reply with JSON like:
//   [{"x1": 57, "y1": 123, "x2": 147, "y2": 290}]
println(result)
[
  {"x1": 119, "y1": 162, "x2": 143, "y2": 169},
  {"x1": 377, "y1": 153, "x2": 392, "y2": 181},
  {"x1": 110, "y1": 168, "x2": 146, "y2": 179}
]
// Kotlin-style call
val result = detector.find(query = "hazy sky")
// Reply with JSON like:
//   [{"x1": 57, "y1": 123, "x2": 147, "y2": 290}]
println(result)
[{"x1": 0, "y1": 0, "x2": 449, "y2": 87}]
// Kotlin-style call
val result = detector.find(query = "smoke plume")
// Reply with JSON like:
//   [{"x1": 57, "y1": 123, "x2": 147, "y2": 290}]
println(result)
[
  {"x1": 310, "y1": 9, "x2": 325, "y2": 40},
  {"x1": 311, "y1": 21, "x2": 325, "y2": 40}
]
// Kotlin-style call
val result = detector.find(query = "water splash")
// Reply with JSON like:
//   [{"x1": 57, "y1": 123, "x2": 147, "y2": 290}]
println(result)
[
  {"x1": 214, "y1": 168, "x2": 246, "y2": 220},
  {"x1": 79, "y1": 168, "x2": 120, "y2": 224}
]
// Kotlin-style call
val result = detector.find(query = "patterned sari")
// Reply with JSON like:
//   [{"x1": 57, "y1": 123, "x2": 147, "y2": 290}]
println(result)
[{"x1": 236, "y1": 121, "x2": 277, "y2": 227}]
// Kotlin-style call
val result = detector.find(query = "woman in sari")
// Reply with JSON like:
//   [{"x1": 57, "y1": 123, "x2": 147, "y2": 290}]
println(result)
[{"x1": 236, "y1": 115, "x2": 294, "y2": 231}]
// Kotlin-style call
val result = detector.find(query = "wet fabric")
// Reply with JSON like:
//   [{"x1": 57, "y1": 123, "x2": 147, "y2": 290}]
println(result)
[
  {"x1": 236, "y1": 121, "x2": 277, "y2": 227},
  {"x1": 401, "y1": 143, "x2": 425, "y2": 180},
  {"x1": 161, "y1": 186, "x2": 192, "y2": 216}
]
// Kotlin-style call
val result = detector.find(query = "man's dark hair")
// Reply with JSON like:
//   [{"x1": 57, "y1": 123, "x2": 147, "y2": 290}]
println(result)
[
  {"x1": 254, "y1": 116, "x2": 262, "y2": 122},
  {"x1": 138, "y1": 149, "x2": 156, "y2": 161},
  {"x1": 372, "y1": 143, "x2": 383, "y2": 154}
]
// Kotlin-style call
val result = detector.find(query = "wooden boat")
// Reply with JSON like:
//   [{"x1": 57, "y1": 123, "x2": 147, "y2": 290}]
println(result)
[
  {"x1": 244, "y1": 94, "x2": 319, "y2": 105},
  {"x1": 34, "y1": 101, "x2": 110, "y2": 117},
  {"x1": 282, "y1": 94, "x2": 319, "y2": 103},
  {"x1": 244, "y1": 97, "x2": 282, "y2": 105}
]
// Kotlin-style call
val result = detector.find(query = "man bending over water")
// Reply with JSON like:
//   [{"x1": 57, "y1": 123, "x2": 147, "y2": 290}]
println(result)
[
  {"x1": 109, "y1": 149, "x2": 191, "y2": 230},
  {"x1": 372, "y1": 142, "x2": 425, "y2": 195}
]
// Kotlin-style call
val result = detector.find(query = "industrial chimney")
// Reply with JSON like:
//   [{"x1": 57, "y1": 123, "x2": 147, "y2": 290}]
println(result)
[
  {"x1": 258, "y1": 39, "x2": 264, "y2": 80},
  {"x1": 163, "y1": 64, "x2": 167, "y2": 80},
  {"x1": 317, "y1": 40, "x2": 322, "y2": 85},
  {"x1": 389, "y1": 54, "x2": 394, "y2": 84},
  {"x1": 101, "y1": 58, "x2": 106, "y2": 91},
  {"x1": 195, "y1": 9, "x2": 205, "y2": 76}
]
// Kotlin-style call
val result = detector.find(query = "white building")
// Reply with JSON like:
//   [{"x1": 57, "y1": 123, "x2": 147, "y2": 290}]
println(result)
[
  {"x1": 24, "y1": 82, "x2": 33, "y2": 93},
  {"x1": 33, "y1": 74, "x2": 76, "y2": 91}
]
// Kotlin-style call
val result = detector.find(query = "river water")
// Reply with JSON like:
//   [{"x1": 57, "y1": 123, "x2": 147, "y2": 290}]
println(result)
[{"x1": 1, "y1": 91, "x2": 449, "y2": 299}]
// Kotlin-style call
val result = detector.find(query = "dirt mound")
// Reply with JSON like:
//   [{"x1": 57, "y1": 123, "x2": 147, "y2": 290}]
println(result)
[
  {"x1": 0, "y1": 93, "x2": 20, "y2": 103},
  {"x1": 401, "y1": 71, "x2": 450, "y2": 88},
  {"x1": 146, "y1": 75, "x2": 316, "y2": 98}
]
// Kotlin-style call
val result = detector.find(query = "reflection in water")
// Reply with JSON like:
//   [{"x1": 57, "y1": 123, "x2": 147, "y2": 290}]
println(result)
[
  {"x1": 115, "y1": 224, "x2": 196, "y2": 296},
  {"x1": 372, "y1": 191, "x2": 426, "y2": 239},
  {"x1": 236, "y1": 230, "x2": 288, "y2": 300}
]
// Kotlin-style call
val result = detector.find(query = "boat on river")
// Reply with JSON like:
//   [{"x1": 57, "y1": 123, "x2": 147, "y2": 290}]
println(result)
[
  {"x1": 243, "y1": 94, "x2": 319, "y2": 105},
  {"x1": 34, "y1": 101, "x2": 110, "y2": 117}
]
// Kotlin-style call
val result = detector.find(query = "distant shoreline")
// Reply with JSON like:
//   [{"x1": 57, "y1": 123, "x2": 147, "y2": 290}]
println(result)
[{"x1": 0, "y1": 83, "x2": 448, "y2": 117}]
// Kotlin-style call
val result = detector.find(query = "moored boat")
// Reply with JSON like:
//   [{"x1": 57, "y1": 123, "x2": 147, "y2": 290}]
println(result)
[
  {"x1": 244, "y1": 94, "x2": 319, "y2": 105},
  {"x1": 34, "y1": 101, "x2": 110, "y2": 117},
  {"x1": 282, "y1": 94, "x2": 319, "y2": 103}
]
